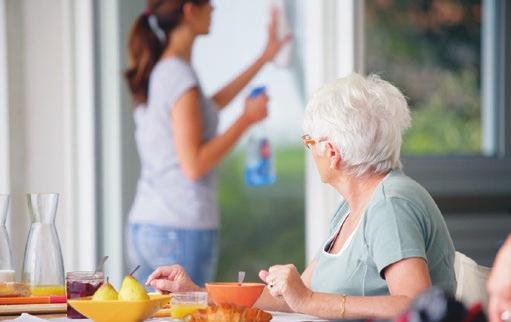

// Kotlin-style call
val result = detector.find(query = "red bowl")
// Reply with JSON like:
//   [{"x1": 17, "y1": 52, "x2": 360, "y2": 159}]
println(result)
[{"x1": 205, "y1": 282, "x2": 265, "y2": 308}]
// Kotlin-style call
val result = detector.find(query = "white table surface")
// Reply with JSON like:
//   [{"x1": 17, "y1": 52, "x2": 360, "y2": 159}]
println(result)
[{"x1": 5, "y1": 312, "x2": 329, "y2": 322}]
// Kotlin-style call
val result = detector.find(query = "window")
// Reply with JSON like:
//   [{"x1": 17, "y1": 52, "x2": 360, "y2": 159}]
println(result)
[
  {"x1": 364, "y1": 0, "x2": 511, "y2": 200},
  {"x1": 194, "y1": 0, "x2": 305, "y2": 280},
  {"x1": 365, "y1": 0, "x2": 483, "y2": 156}
]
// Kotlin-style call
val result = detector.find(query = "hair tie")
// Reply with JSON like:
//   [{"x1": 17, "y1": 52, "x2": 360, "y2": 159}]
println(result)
[
  {"x1": 148, "y1": 15, "x2": 167, "y2": 44},
  {"x1": 142, "y1": 8, "x2": 152, "y2": 17}
]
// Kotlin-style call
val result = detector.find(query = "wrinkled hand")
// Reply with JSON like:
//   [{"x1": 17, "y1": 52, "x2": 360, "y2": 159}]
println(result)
[
  {"x1": 242, "y1": 93, "x2": 268, "y2": 125},
  {"x1": 259, "y1": 264, "x2": 312, "y2": 313},
  {"x1": 487, "y1": 235, "x2": 511, "y2": 322},
  {"x1": 145, "y1": 265, "x2": 201, "y2": 294},
  {"x1": 260, "y1": 7, "x2": 292, "y2": 63}
]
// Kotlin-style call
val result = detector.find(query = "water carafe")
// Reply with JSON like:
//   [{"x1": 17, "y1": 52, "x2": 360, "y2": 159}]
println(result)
[
  {"x1": 0, "y1": 194, "x2": 15, "y2": 282},
  {"x1": 22, "y1": 193, "x2": 65, "y2": 295}
]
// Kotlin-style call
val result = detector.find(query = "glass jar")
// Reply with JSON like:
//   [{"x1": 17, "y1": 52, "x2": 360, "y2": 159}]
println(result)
[
  {"x1": 66, "y1": 271, "x2": 104, "y2": 319},
  {"x1": 0, "y1": 194, "x2": 15, "y2": 282},
  {"x1": 22, "y1": 193, "x2": 65, "y2": 295}
]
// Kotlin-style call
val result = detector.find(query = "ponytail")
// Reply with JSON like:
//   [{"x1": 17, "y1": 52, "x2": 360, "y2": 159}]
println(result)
[{"x1": 124, "y1": 14, "x2": 166, "y2": 105}]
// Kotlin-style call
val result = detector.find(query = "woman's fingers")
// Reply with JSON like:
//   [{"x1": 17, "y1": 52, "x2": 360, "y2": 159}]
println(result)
[
  {"x1": 146, "y1": 267, "x2": 165, "y2": 285},
  {"x1": 268, "y1": 264, "x2": 286, "y2": 274},
  {"x1": 259, "y1": 270, "x2": 270, "y2": 283},
  {"x1": 145, "y1": 265, "x2": 180, "y2": 285},
  {"x1": 268, "y1": 6, "x2": 278, "y2": 37},
  {"x1": 149, "y1": 279, "x2": 179, "y2": 293}
]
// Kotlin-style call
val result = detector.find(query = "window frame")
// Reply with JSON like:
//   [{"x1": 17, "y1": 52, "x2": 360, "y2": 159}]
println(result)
[
  {"x1": 303, "y1": 0, "x2": 364, "y2": 262},
  {"x1": 93, "y1": 0, "x2": 144, "y2": 285}
]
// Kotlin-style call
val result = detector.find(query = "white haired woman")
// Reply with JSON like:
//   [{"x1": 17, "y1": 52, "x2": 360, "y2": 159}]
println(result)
[{"x1": 145, "y1": 74, "x2": 457, "y2": 320}]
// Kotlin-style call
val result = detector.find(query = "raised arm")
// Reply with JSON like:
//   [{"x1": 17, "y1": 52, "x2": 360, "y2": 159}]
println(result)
[
  {"x1": 211, "y1": 8, "x2": 291, "y2": 109},
  {"x1": 172, "y1": 88, "x2": 267, "y2": 181}
]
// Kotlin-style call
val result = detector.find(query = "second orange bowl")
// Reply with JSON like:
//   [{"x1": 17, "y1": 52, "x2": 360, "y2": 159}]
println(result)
[{"x1": 205, "y1": 282, "x2": 265, "y2": 308}]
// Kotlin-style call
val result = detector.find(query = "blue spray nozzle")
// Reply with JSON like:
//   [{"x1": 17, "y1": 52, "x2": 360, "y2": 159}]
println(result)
[{"x1": 248, "y1": 86, "x2": 266, "y2": 98}]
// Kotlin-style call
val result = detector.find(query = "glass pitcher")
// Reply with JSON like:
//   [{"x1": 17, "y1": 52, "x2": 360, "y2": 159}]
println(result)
[
  {"x1": 0, "y1": 194, "x2": 15, "y2": 282},
  {"x1": 22, "y1": 193, "x2": 65, "y2": 295}
]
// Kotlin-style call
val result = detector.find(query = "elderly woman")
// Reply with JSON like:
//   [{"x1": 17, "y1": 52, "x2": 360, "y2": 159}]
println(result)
[{"x1": 145, "y1": 74, "x2": 456, "y2": 319}]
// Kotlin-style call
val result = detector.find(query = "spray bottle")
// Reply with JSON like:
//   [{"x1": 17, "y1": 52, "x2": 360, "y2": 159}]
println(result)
[{"x1": 244, "y1": 86, "x2": 276, "y2": 186}]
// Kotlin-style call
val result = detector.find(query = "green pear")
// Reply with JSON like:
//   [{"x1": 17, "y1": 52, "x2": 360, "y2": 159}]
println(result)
[
  {"x1": 92, "y1": 278, "x2": 118, "y2": 301},
  {"x1": 118, "y1": 266, "x2": 149, "y2": 301}
]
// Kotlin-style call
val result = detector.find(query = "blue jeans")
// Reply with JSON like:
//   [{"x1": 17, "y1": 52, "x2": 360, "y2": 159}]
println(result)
[{"x1": 127, "y1": 223, "x2": 218, "y2": 287}]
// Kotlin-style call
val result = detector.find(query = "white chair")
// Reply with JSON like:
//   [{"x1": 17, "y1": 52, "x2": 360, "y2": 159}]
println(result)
[{"x1": 454, "y1": 251, "x2": 492, "y2": 308}]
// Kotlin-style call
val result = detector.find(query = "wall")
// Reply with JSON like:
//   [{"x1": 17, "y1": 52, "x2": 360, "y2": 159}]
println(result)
[
  {"x1": 0, "y1": 0, "x2": 9, "y2": 194},
  {"x1": 1, "y1": 0, "x2": 96, "y2": 278}
]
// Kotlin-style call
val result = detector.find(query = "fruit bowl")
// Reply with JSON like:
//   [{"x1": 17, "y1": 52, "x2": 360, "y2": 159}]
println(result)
[
  {"x1": 205, "y1": 282, "x2": 265, "y2": 307},
  {"x1": 68, "y1": 293, "x2": 170, "y2": 322}
]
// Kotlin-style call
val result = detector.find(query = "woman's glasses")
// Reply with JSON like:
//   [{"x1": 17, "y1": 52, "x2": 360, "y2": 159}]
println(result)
[
  {"x1": 301, "y1": 134, "x2": 316, "y2": 149},
  {"x1": 301, "y1": 134, "x2": 327, "y2": 150}
]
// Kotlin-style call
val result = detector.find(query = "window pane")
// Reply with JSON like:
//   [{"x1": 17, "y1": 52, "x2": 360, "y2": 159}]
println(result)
[
  {"x1": 194, "y1": 0, "x2": 305, "y2": 280},
  {"x1": 218, "y1": 148, "x2": 305, "y2": 280},
  {"x1": 365, "y1": 0, "x2": 482, "y2": 155}
]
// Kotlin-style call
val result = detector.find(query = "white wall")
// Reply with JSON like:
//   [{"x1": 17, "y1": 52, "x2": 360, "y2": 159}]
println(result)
[
  {"x1": 21, "y1": 2, "x2": 71, "y2": 273},
  {"x1": 2, "y1": 0, "x2": 96, "y2": 278},
  {"x1": 0, "y1": 0, "x2": 9, "y2": 195}
]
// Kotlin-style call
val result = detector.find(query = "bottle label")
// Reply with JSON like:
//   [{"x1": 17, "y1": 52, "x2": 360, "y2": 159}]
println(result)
[{"x1": 245, "y1": 137, "x2": 276, "y2": 186}]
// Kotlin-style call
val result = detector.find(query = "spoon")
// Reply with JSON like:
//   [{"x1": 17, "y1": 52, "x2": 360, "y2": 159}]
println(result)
[
  {"x1": 94, "y1": 255, "x2": 109, "y2": 274},
  {"x1": 130, "y1": 265, "x2": 141, "y2": 276},
  {"x1": 238, "y1": 271, "x2": 246, "y2": 286}
]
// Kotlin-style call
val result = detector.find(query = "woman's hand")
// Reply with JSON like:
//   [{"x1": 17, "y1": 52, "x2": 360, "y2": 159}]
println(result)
[
  {"x1": 260, "y1": 7, "x2": 292, "y2": 63},
  {"x1": 487, "y1": 235, "x2": 511, "y2": 322},
  {"x1": 242, "y1": 93, "x2": 269, "y2": 125},
  {"x1": 145, "y1": 265, "x2": 201, "y2": 293},
  {"x1": 259, "y1": 264, "x2": 313, "y2": 313}
]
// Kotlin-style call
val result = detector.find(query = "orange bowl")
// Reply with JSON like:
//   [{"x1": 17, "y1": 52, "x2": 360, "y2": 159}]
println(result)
[{"x1": 205, "y1": 282, "x2": 265, "y2": 308}]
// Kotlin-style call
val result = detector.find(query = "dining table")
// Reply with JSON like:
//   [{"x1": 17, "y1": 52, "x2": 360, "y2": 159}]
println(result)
[{"x1": 0, "y1": 311, "x2": 337, "y2": 322}]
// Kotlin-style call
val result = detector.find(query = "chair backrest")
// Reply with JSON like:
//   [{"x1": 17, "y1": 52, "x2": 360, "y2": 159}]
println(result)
[{"x1": 454, "y1": 251, "x2": 491, "y2": 308}]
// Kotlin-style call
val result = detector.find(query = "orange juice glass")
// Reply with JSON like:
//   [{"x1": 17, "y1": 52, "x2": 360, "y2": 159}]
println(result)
[
  {"x1": 170, "y1": 292, "x2": 208, "y2": 319},
  {"x1": 30, "y1": 285, "x2": 66, "y2": 296}
]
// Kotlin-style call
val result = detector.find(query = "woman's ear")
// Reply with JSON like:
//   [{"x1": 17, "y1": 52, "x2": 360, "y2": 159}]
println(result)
[
  {"x1": 182, "y1": 2, "x2": 195, "y2": 22},
  {"x1": 325, "y1": 142, "x2": 341, "y2": 169}
]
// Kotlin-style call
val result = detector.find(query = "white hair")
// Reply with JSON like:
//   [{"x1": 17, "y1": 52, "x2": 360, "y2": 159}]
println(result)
[{"x1": 303, "y1": 73, "x2": 411, "y2": 177}]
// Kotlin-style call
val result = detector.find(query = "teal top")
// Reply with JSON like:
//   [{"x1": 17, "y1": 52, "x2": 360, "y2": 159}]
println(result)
[{"x1": 311, "y1": 170, "x2": 456, "y2": 296}]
